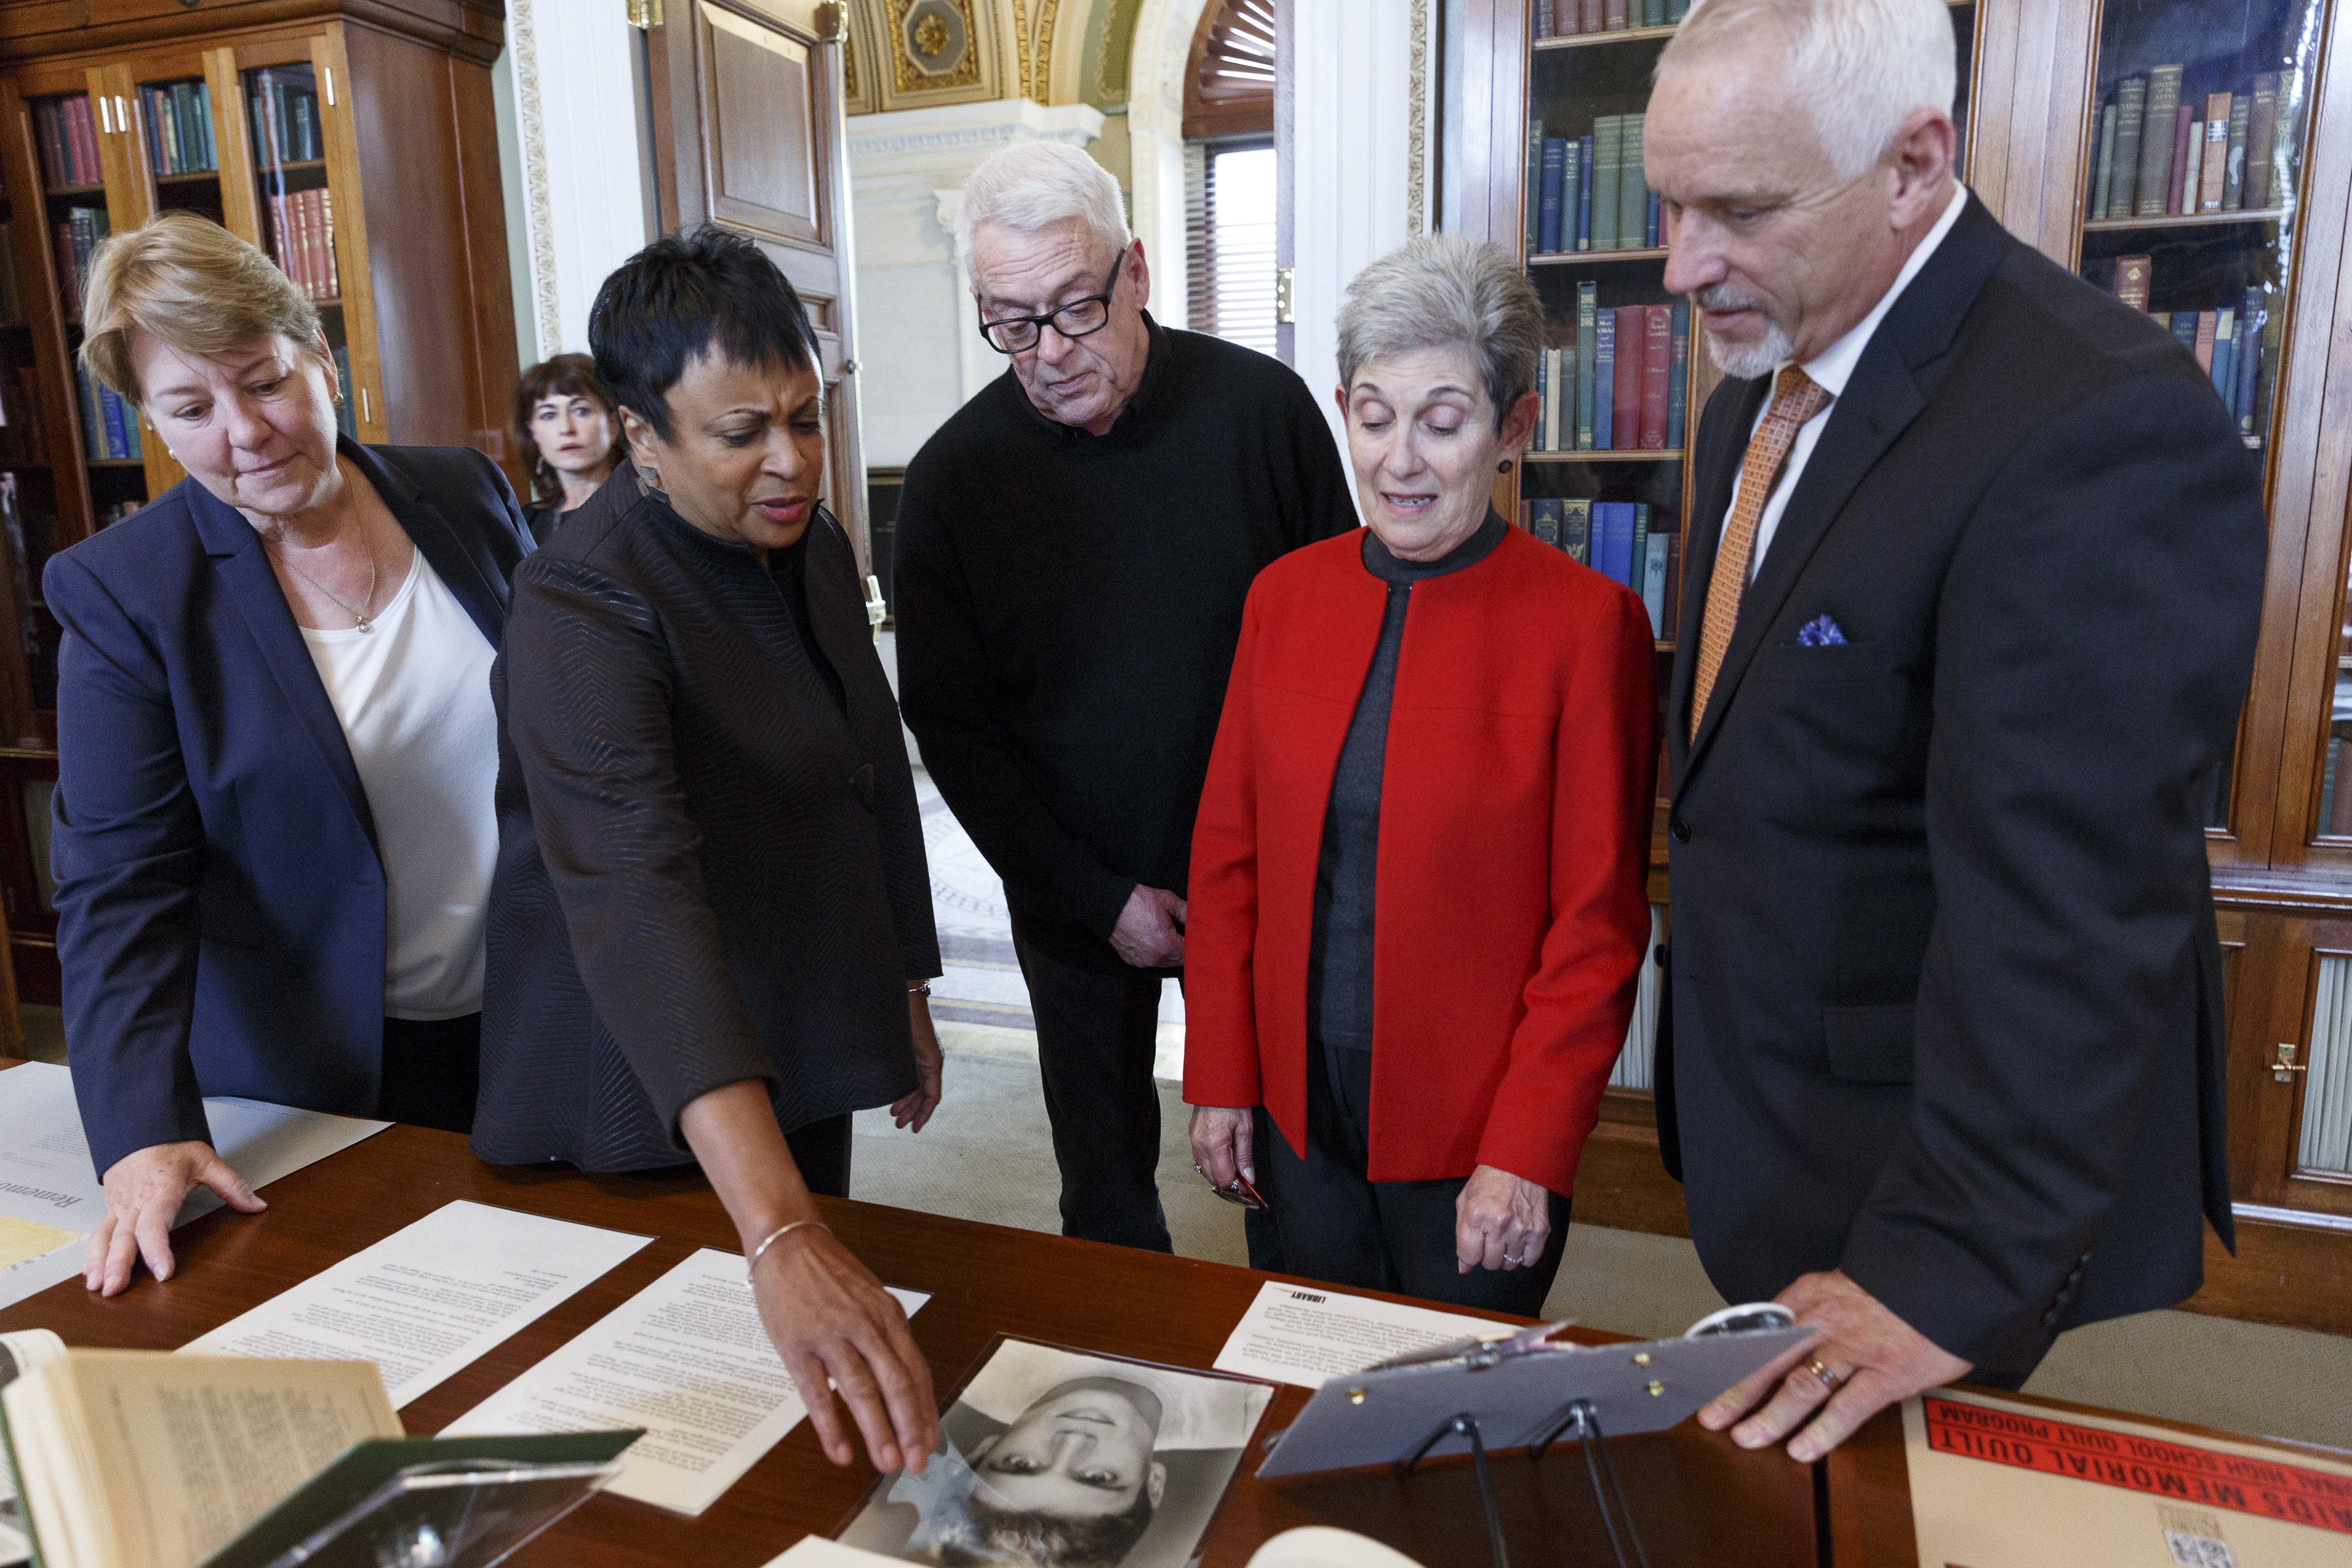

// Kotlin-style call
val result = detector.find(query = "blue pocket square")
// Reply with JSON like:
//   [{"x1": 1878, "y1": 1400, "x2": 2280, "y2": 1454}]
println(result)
[{"x1": 1797, "y1": 614, "x2": 1848, "y2": 647}]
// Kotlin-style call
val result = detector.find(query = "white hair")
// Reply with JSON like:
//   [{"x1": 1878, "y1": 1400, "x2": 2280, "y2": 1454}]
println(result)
[
  {"x1": 1335, "y1": 234, "x2": 1544, "y2": 427},
  {"x1": 953, "y1": 141, "x2": 1132, "y2": 285},
  {"x1": 1660, "y1": 0, "x2": 1957, "y2": 181}
]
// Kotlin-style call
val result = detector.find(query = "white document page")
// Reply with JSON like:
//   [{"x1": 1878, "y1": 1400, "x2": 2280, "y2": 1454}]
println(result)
[
  {"x1": 1213, "y1": 1279, "x2": 1515, "y2": 1389},
  {"x1": 442, "y1": 1247, "x2": 930, "y2": 1517},
  {"x1": 178, "y1": 1199, "x2": 653, "y2": 1408},
  {"x1": 759, "y1": 1538, "x2": 908, "y2": 1568},
  {"x1": 0, "y1": 1062, "x2": 389, "y2": 1309}
]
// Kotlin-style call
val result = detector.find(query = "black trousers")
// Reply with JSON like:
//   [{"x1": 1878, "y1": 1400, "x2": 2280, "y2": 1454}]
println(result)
[
  {"x1": 1011, "y1": 913, "x2": 1176, "y2": 1251},
  {"x1": 377, "y1": 1014, "x2": 482, "y2": 1134},
  {"x1": 1254, "y1": 1041, "x2": 1570, "y2": 1316}
]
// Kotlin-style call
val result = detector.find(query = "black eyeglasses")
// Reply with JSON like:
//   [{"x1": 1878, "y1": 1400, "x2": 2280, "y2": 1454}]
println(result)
[{"x1": 975, "y1": 255, "x2": 1123, "y2": 355}]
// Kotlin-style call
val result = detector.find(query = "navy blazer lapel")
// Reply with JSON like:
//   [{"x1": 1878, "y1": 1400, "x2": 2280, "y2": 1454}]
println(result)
[
  {"x1": 187, "y1": 485, "x2": 381, "y2": 854},
  {"x1": 342, "y1": 440, "x2": 510, "y2": 650},
  {"x1": 1678, "y1": 191, "x2": 2010, "y2": 785}
]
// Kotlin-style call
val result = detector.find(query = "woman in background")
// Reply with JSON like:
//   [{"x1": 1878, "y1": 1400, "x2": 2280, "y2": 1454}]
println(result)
[
  {"x1": 1185, "y1": 233, "x2": 1658, "y2": 1315},
  {"x1": 514, "y1": 351, "x2": 625, "y2": 544},
  {"x1": 51, "y1": 212, "x2": 531, "y2": 1296}
]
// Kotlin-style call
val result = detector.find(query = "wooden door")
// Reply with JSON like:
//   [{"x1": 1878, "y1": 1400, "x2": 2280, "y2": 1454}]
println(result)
[
  {"x1": 2235, "y1": 915, "x2": 2352, "y2": 1222},
  {"x1": 645, "y1": 0, "x2": 870, "y2": 573}
]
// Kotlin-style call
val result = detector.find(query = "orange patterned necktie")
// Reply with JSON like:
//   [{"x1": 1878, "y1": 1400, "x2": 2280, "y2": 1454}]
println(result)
[{"x1": 1688, "y1": 365, "x2": 1833, "y2": 742}]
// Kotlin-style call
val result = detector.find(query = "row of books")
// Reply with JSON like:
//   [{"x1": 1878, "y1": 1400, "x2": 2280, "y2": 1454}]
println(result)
[
  {"x1": 52, "y1": 206, "x2": 109, "y2": 321},
  {"x1": 335, "y1": 345, "x2": 357, "y2": 440},
  {"x1": 72, "y1": 363, "x2": 142, "y2": 463},
  {"x1": 1524, "y1": 497, "x2": 1676, "y2": 636},
  {"x1": 265, "y1": 188, "x2": 342, "y2": 301},
  {"x1": 1529, "y1": 115, "x2": 1658, "y2": 255},
  {"x1": 1533, "y1": 0, "x2": 1690, "y2": 34},
  {"x1": 2087, "y1": 67, "x2": 2297, "y2": 221},
  {"x1": 141, "y1": 82, "x2": 220, "y2": 176},
  {"x1": 1533, "y1": 289, "x2": 1689, "y2": 452},
  {"x1": 2113, "y1": 259, "x2": 2267, "y2": 438},
  {"x1": 31, "y1": 95, "x2": 99, "y2": 189},
  {"x1": 252, "y1": 71, "x2": 326, "y2": 165}
]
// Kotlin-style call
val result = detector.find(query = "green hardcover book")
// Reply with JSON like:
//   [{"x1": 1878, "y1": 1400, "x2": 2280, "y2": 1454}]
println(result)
[
  {"x1": 1641, "y1": 0, "x2": 1664, "y2": 24},
  {"x1": 2134, "y1": 65, "x2": 2183, "y2": 217},
  {"x1": 1619, "y1": 112, "x2": 1648, "y2": 250},
  {"x1": 1592, "y1": 116, "x2": 1623, "y2": 253},
  {"x1": 2110, "y1": 76, "x2": 2148, "y2": 219},
  {"x1": 1525, "y1": 119, "x2": 1544, "y2": 253},
  {"x1": 2092, "y1": 103, "x2": 2117, "y2": 218},
  {"x1": 1575, "y1": 281, "x2": 1599, "y2": 449},
  {"x1": 2222, "y1": 93, "x2": 2251, "y2": 210},
  {"x1": 1561, "y1": 499, "x2": 1592, "y2": 566}
]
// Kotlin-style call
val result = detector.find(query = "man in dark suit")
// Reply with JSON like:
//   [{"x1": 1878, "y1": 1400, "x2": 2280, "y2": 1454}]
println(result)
[{"x1": 1645, "y1": 0, "x2": 2266, "y2": 1460}]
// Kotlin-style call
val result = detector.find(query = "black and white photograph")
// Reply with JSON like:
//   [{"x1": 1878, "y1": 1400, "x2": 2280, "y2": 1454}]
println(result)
[{"x1": 836, "y1": 1338, "x2": 1274, "y2": 1568}]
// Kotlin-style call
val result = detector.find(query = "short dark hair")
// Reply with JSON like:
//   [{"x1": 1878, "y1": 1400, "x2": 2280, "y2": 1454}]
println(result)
[
  {"x1": 945, "y1": 1493, "x2": 1154, "y2": 1566},
  {"x1": 514, "y1": 352, "x2": 627, "y2": 506},
  {"x1": 587, "y1": 225, "x2": 821, "y2": 442}
]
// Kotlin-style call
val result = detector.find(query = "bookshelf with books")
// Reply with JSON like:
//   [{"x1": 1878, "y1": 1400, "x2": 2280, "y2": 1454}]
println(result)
[{"x1": 0, "y1": 3, "x2": 519, "y2": 1005}]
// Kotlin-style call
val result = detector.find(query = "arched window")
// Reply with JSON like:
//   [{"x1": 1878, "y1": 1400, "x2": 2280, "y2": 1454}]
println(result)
[{"x1": 1183, "y1": 0, "x2": 1277, "y2": 355}]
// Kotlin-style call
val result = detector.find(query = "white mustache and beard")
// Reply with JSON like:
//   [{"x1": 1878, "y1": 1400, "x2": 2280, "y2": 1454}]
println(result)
[{"x1": 1693, "y1": 284, "x2": 1795, "y2": 380}]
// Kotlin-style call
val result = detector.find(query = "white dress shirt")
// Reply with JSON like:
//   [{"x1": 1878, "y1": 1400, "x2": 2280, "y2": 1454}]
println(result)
[
  {"x1": 298, "y1": 548, "x2": 500, "y2": 1019},
  {"x1": 1729, "y1": 184, "x2": 1968, "y2": 577}
]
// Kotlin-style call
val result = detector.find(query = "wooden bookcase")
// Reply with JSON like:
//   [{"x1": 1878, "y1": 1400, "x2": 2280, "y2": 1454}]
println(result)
[
  {"x1": 0, "y1": 0, "x2": 519, "y2": 1007},
  {"x1": 1454, "y1": 0, "x2": 2352, "y2": 1335}
]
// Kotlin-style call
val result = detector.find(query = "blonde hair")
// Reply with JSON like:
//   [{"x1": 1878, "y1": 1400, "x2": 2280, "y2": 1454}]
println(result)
[{"x1": 78, "y1": 212, "x2": 321, "y2": 404}]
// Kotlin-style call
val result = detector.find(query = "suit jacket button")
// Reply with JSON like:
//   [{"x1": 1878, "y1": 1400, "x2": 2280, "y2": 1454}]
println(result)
[
  {"x1": 2041, "y1": 1308, "x2": 2060, "y2": 1328},
  {"x1": 1669, "y1": 816, "x2": 1691, "y2": 843}
]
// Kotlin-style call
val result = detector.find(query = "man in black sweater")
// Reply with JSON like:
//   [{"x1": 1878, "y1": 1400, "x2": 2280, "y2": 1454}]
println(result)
[{"x1": 895, "y1": 142, "x2": 1354, "y2": 1251}]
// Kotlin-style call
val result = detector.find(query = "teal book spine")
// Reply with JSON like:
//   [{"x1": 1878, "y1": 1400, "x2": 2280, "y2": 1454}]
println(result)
[
  {"x1": 1575, "y1": 282, "x2": 1599, "y2": 449},
  {"x1": 1560, "y1": 148, "x2": 1580, "y2": 256},
  {"x1": 1592, "y1": 308, "x2": 1616, "y2": 451},
  {"x1": 1641, "y1": 517, "x2": 1671, "y2": 636},
  {"x1": 1619, "y1": 112, "x2": 1648, "y2": 250},
  {"x1": 1592, "y1": 117, "x2": 1622, "y2": 252},
  {"x1": 1665, "y1": 299, "x2": 1690, "y2": 448},
  {"x1": 1576, "y1": 136, "x2": 1595, "y2": 250},
  {"x1": 1532, "y1": 346, "x2": 1550, "y2": 451},
  {"x1": 1629, "y1": 504, "x2": 1650, "y2": 597},
  {"x1": 1530, "y1": 498, "x2": 1562, "y2": 547},
  {"x1": 1525, "y1": 120, "x2": 1544, "y2": 253}
]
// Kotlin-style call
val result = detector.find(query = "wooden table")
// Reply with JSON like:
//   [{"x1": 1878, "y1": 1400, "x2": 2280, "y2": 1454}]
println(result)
[{"x1": 0, "y1": 1110, "x2": 1834, "y2": 1567}]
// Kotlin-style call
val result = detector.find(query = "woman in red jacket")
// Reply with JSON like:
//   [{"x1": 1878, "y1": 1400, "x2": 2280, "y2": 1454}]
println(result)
[{"x1": 1185, "y1": 235, "x2": 1658, "y2": 1312}]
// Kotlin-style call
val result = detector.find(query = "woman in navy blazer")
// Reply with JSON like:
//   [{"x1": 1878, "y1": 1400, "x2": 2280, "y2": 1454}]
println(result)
[{"x1": 48, "y1": 214, "x2": 531, "y2": 1296}]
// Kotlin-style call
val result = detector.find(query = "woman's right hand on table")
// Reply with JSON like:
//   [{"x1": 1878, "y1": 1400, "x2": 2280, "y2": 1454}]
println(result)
[
  {"x1": 748, "y1": 1220, "x2": 938, "y2": 1473},
  {"x1": 88, "y1": 1140, "x2": 267, "y2": 1295}
]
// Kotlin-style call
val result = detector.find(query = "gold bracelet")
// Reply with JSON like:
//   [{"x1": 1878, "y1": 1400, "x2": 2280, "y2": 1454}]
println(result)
[{"x1": 747, "y1": 1218, "x2": 830, "y2": 1270}]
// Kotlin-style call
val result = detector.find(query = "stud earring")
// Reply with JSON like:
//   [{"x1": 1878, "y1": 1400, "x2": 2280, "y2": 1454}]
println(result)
[{"x1": 1497, "y1": 458, "x2": 1514, "y2": 474}]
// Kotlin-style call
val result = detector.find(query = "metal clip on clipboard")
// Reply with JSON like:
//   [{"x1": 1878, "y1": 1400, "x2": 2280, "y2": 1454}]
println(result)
[{"x1": 1253, "y1": 1308, "x2": 1806, "y2": 1568}]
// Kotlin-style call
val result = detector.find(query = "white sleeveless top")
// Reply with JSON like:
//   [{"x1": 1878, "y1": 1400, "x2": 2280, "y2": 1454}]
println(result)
[{"x1": 297, "y1": 547, "x2": 499, "y2": 1019}]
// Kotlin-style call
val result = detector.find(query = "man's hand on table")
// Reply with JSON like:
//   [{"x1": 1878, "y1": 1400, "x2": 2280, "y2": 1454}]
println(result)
[
  {"x1": 1699, "y1": 1269, "x2": 1970, "y2": 1462},
  {"x1": 88, "y1": 1140, "x2": 267, "y2": 1296},
  {"x1": 1110, "y1": 885, "x2": 1187, "y2": 968}
]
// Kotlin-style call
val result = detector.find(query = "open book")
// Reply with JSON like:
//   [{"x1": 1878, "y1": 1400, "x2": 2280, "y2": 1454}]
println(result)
[{"x1": 0, "y1": 1350, "x2": 637, "y2": 1568}]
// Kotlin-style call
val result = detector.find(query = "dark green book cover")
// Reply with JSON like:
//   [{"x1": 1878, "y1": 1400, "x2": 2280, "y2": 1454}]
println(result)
[
  {"x1": 1618, "y1": 112, "x2": 1648, "y2": 250},
  {"x1": 1592, "y1": 117, "x2": 1623, "y2": 253}
]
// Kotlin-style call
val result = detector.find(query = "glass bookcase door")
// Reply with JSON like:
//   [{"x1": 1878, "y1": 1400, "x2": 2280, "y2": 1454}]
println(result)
[
  {"x1": 230, "y1": 59, "x2": 359, "y2": 447},
  {"x1": 2074, "y1": 0, "x2": 2321, "y2": 838},
  {"x1": 129, "y1": 67, "x2": 226, "y2": 500}
]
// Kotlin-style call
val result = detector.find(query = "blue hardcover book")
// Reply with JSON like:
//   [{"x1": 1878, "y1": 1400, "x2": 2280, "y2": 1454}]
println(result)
[
  {"x1": 1592, "y1": 308, "x2": 1616, "y2": 451},
  {"x1": 1530, "y1": 498, "x2": 1562, "y2": 547},
  {"x1": 99, "y1": 385, "x2": 127, "y2": 461},
  {"x1": 1539, "y1": 139, "x2": 1568, "y2": 253},
  {"x1": 1575, "y1": 282, "x2": 1599, "y2": 449},
  {"x1": 1665, "y1": 299, "x2": 1690, "y2": 448},
  {"x1": 1576, "y1": 137, "x2": 1595, "y2": 251},
  {"x1": 2209, "y1": 306, "x2": 2237, "y2": 408},
  {"x1": 1561, "y1": 150, "x2": 1581, "y2": 259},
  {"x1": 1561, "y1": 499, "x2": 1592, "y2": 566},
  {"x1": 2236, "y1": 288, "x2": 2263, "y2": 436},
  {"x1": 1641, "y1": 517, "x2": 1671, "y2": 636},
  {"x1": 1646, "y1": 189, "x2": 1661, "y2": 247},
  {"x1": 2168, "y1": 311, "x2": 2198, "y2": 351},
  {"x1": 1595, "y1": 502, "x2": 1637, "y2": 587}
]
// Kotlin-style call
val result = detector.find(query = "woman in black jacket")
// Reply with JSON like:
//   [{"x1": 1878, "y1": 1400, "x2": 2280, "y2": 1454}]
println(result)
[{"x1": 477, "y1": 228, "x2": 943, "y2": 1475}]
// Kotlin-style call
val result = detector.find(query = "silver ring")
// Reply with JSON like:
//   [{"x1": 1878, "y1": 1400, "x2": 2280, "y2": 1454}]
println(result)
[
  {"x1": 1803, "y1": 1356, "x2": 1843, "y2": 1392},
  {"x1": 1503, "y1": 1252, "x2": 1522, "y2": 1266}
]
